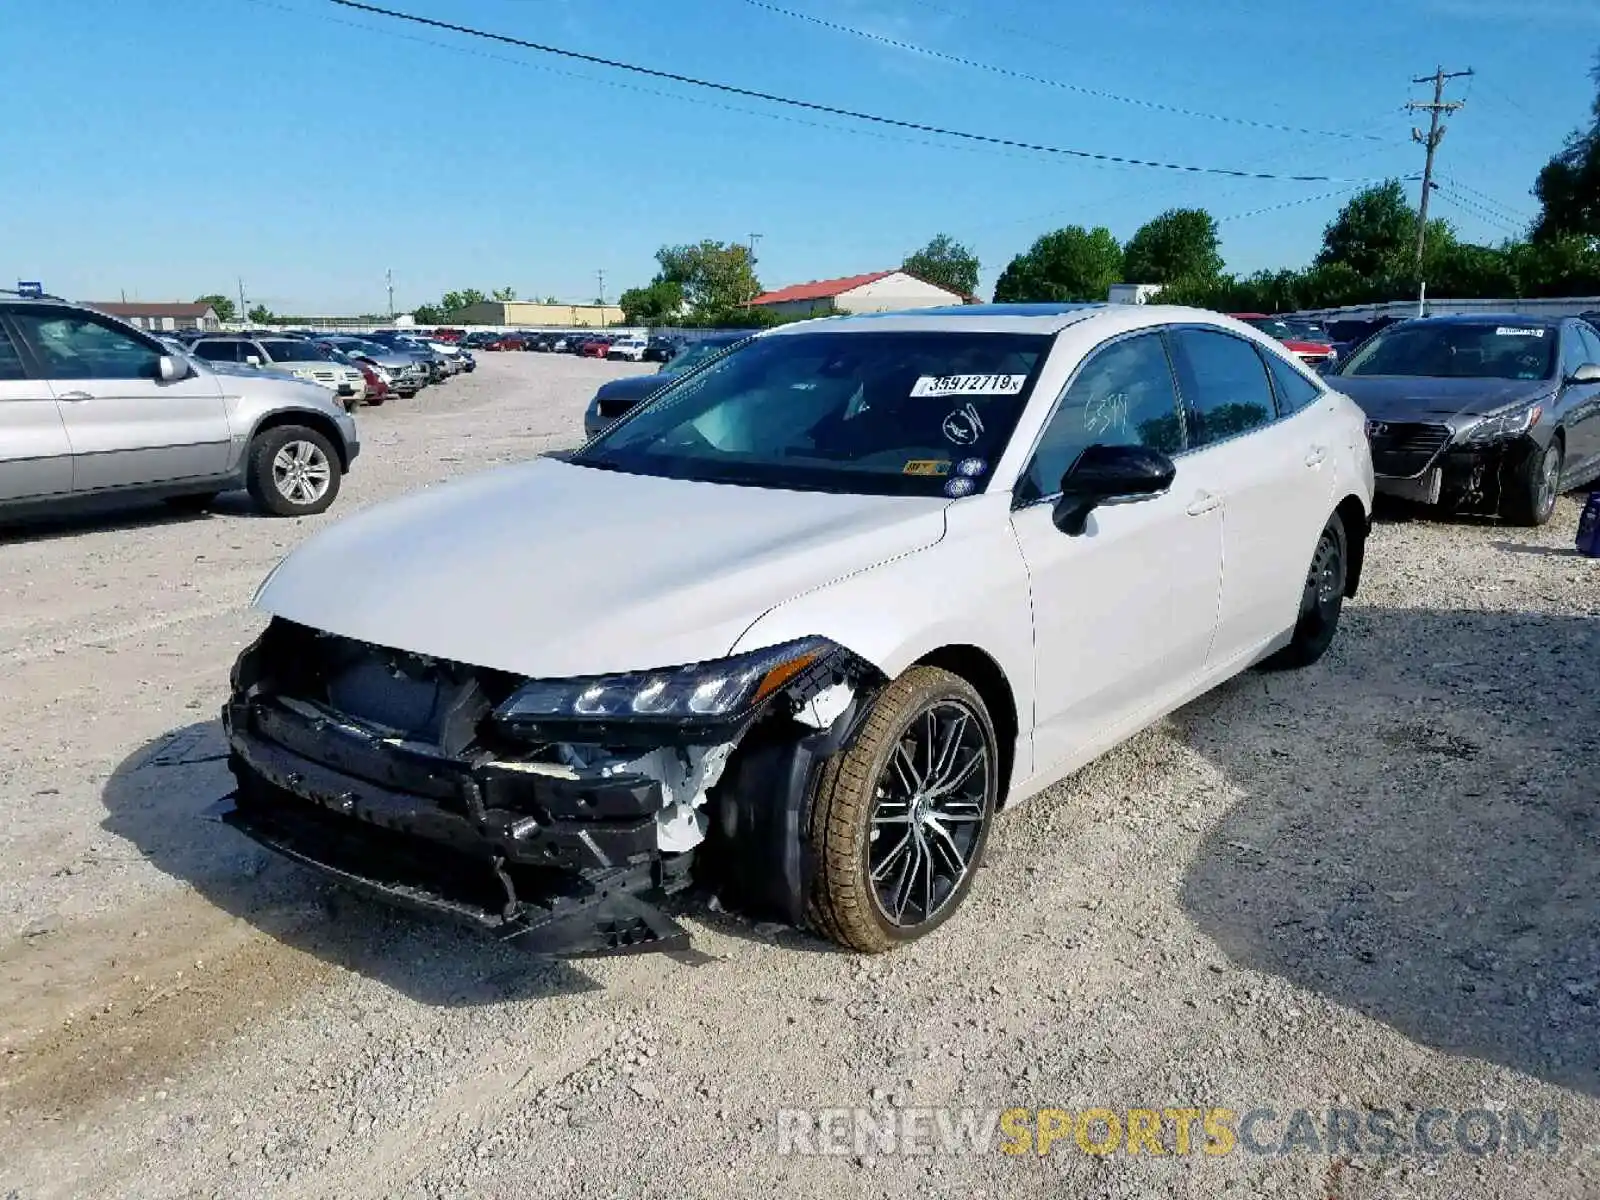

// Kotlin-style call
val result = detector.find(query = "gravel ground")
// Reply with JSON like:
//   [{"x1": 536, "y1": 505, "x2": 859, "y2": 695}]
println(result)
[{"x1": 1, "y1": 352, "x2": 1596, "y2": 1199}]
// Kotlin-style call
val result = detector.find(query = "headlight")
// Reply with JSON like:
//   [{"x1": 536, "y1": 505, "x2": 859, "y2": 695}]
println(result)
[
  {"x1": 1463, "y1": 401, "x2": 1544, "y2": 444},
  {"x1": 494, "y1": 637, "x2": 837, "y2": 735}
]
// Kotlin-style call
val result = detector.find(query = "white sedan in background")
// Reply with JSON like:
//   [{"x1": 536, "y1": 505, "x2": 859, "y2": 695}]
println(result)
[
  {"x1": 220, "y1": 304, "x2": 1374, "y2": 958},
  {"x1": 606, "y1": 336, "x2": 650, "y2": 362}
]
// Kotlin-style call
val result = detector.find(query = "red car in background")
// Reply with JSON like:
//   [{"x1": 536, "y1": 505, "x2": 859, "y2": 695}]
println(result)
[
  {"x1": 1230, "y1": 314, "x2": 1338, "y2": 372},
  {"x1": 485, "y1": 334, "x2": 527, "y2": 351},
  {"x1": 429, "y1": 328, "x2": 465, "y2": 343},
  {"x1": 579, "y1": 335, "x2": 615, "y2": 358}
]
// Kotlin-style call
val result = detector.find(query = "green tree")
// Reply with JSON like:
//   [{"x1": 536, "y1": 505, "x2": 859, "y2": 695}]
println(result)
[
  {"x1": 411, "y1": 303, "x2": 444, "y2": 325},
  {"x1": 1533, "y1": 51, "x2": 1600, "y2": 242},
  {"x1": 654, "y1": 241, "x2": 760, "y2": 320},
  {"x1": 1122, "y1": 208, "x2": 1224, "y2": 287},
  {"x1": 246, "y1": 304, "x2": 276, "y2": 324},
  {"x1": 544, "y1": 295, "x2": 558, "y2": 304},
  {"x1": 993, "y1": 225, "x2": 1123, "y2": 303},
  {"x1": 491, "y1": 286, "x2": 518, "y2": 302},
  {"x1": 902, "y1": 233, "x2": 980, "y2": 297},
  {"x1": 618, "y1": 279, "x2": 686, "y2": 325},
  {"x1": 194, "y1": 293, "x2": 236, "y2": 322},
  {"x1": 440, "y1": 288, "x2": 488, "y2": 317},
  {"x1": 1315, "y1": 181, "x2": 1418, "y2": 277}
]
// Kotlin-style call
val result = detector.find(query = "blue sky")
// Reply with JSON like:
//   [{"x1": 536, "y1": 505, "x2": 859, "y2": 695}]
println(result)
[{"x1": 3, "y1": 0, "x2": 1597, "y2": 313}]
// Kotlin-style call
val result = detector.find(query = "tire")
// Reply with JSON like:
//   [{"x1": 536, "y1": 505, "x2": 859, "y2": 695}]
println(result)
[
  {"x1": 246, "y1": 425, "x2": 342, "y2": 517},
  {"x1": 805, "y1": 666, "x2": 998, "y2": 953},
  {"x1": 1264, "y1": 511, "x2": 1347, "y2": 670},
  {"x1": 1502, "y1": 436, "x2": 1562, "y2": 527},
  {"x1": 164, "y1": 491, "x2": 219, "y2": 512}
]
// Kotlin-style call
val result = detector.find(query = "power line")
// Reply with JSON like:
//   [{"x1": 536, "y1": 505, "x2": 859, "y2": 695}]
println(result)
[
  {"x1": 1441, "y1": 175, "x2": 1533, "y2": 224},
  {"x1": 322, "y1": 0, "x2": 1384, "y2": 182},
  {"x1": 739, "y1": 0, "x2": 1389, "y2": 144},
  {"x1": 1408, "y1": 66, "x2": 1474, "y2": 270},
  {"x1": 1433, "y1": 186, "x2": 1524, "y2": 239}
]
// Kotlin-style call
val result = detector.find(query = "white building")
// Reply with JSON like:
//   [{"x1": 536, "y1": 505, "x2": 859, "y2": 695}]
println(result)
[
  {"x1": 748, "y1": 271, "x2": 971, "y2": 319},
  {"x1": 1107, "y1": 283, "x2": 1165, "y2": 305}
]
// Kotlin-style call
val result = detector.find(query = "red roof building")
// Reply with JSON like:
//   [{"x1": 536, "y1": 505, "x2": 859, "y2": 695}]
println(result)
[{"x1": 748, "y1": 270, "x2": 972, "y2": 317}]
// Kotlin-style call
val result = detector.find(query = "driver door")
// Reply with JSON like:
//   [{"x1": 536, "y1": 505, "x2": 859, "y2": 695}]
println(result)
[
  {"x1": 11, "y1": 310, "x2": 231, "y2": 492},
  {"x1": 1008, "y1": 330, "x2": 1224, "y2": 776}
]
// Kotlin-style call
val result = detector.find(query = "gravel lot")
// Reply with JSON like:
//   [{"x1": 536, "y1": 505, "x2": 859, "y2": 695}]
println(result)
[{"x1": 1, "y1": 352, "x2": 1596, "y2": 1199}]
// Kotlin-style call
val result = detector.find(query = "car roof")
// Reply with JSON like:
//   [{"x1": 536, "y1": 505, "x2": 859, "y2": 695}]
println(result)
[
  {"x1": 1395, "y1": 313, "x2": 1564, "y2": 328},
  {"x1": 761, "y1": 302, "x2": 1267, "y2": 338}
]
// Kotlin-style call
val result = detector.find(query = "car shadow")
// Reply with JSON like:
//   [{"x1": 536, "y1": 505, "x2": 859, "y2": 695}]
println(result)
[
  {"x1": 1179, "y1": 606, "x2": 1599, "y2": 1098},
  {"x1": 0, "y1": 491, "x2": 268, "y2": 544},
  {"x1": 99, "y1": 721, "x2": 599, "y2": 1003},
  {"x1": 1491, "y1": 541, "x2": 1584, "y2": 558}
]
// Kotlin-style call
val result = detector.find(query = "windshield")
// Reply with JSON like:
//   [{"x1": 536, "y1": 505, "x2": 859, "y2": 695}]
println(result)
[
  {"x1": 1242, "y1": 317, "x2": 1299, "y2": 341},
  {"x1": 261, "y1": 339, "x2": 326, "y2": 363},
  {"x1": 667, "y1": 340, "x2": 738, "y2": 374},
  {"x1": 1339, "y1": 322, "x2": 1557, "y2": 381},
  {"x1": 576, "y1": 330, "x2": 1052, "y2": 497}
]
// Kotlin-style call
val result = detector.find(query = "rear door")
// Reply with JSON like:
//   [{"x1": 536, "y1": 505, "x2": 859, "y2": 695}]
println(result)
[
  {"x1": 0, "y1": 315, "x2": 73, "y2": 502},
  {"x1": 11, "y1": 308, "x2": 232, "y2": 492},
  {"x1": 1169, "y1": 328, "x2": 1336, "y2": 671}
]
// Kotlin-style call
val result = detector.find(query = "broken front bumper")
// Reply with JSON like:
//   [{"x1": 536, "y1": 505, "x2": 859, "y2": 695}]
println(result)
[{"x1": 221, "y1": 694, "x2": 692, "y2": 955}]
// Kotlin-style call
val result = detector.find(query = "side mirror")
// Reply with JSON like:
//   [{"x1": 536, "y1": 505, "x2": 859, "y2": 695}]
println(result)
[
  {"x1": 1051, "y1": 444, "x2": 1176, "y2": 536},
  {"x1": 1569, "y1": 363, "x2": 1600, "y2": 384},
  {"x1": 245, "y1": 354, "x2": 262, "y2": 367},
  {"x1": 156, "y1": 354, "x2": 186, "y2": 382}
]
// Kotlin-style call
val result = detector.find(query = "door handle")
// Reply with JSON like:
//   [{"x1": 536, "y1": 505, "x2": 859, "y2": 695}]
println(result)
[
  {"x1": 1186, "y1": 491, "x2": 1222, "y2": 517},
  {"x1": 57, "y1": 390, "x2": 93, "y2": 402},
  {"x1": 1304, "y1": 445, "x2": 1327, "y2": 467}
]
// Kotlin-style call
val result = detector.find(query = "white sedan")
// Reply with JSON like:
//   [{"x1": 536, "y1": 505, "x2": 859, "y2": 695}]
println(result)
[
  {"x1": 220, "y1": 304, "x2": 1374, "y2": 956},
  {"x1": 606, "y1": 336, "x2": 650, "y2": 362}
]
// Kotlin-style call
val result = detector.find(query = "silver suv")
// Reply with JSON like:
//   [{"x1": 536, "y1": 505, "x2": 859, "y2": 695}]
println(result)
[{"x1": 0, "y1": 295, "x2": 360, "y2": 519}]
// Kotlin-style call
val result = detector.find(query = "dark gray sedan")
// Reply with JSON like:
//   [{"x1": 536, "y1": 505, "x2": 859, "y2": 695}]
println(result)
[{"x1": 1331, "y1": 315, "x2": 1600, "y2": 525}]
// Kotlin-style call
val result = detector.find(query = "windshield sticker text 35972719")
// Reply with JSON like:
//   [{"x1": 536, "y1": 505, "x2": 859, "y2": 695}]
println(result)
[{"x1": 911, "y1": 374, "x2": 1028, "y2": 398}]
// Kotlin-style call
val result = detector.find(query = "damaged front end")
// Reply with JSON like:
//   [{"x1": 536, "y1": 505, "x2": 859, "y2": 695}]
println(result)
[{"x1": 217, "y1": 619, "x2": 882, "y2": 956}]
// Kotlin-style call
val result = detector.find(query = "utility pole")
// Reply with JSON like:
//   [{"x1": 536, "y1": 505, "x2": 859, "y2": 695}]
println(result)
[
  {"x1": 747, "y1": 233, "x2": 763, "y2": 304},
  {"x1": 597, "y1": 269, "x2": 607, "y2": 327},
  {"x1": 237, "y1": 276, "x2": 247, "y2": 324},
  {"x1": 1408, "y1": 66, "x2": 1473, "y2": 273},
  {"x1": 386, "y1": 268, "x2": 394, "y2": 320}
]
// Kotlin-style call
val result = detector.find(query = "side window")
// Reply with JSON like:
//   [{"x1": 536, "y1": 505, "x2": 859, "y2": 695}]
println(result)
[
  {"x1": 1559, "y1": 325, "x2": 1588, "y2": 378},
  {"x1": 1019, "y1": 332, "x2": 1184, "y2": 502},
  {"x1": 192, "y1": 340, "x2": 238, "y2": 363},
  {"x1": 12, "y1": 311, "x2": 163, "y2": 381},
  {"x1": 1172, "y1": 329, "x2": 1277, "y2": 449},
  {"x1": 0, "y1": 324, "x2": 27, "y2": 381},
  {"x1": 1264, "y1": 349, "x2": 1322, "y2": 416},
  {"x1": 1577, "y1": 323, "x2": 1600, "y2": 367}
]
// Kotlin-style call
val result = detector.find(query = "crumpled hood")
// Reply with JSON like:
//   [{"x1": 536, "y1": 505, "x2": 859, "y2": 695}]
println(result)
[
  {"x1": 1332, "y1": 375, "x2": 1553, "y2": 423},
  {"x1": 254, "y1": 457, "x2": 949, "y2": 678}
]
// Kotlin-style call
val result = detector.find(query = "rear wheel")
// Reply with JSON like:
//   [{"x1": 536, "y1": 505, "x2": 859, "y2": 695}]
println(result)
[
  {"x1": 805, "y1": 667, "x2": 997, "y2": 953},
  {"x1": 246, "y1": 425, "x2": 341, "y2": 517},
  {"x1": 1264, "y1": 511, "x2": 1347, "y2": 670},
  {"x1": 1503, "y1": 437, "x2": 1562, "y2": 527}
]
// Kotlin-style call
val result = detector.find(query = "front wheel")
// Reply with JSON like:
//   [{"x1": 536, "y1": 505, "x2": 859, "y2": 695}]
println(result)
[
  {"x1": 246, "y1": 426, "x2": 342, "y2": 517},
  {"x1": 805, "y1": 667, "x2": 998, "y2": 953},
  {"x1": 1263, "y1": 511, "x2": 1347, "y2": 670},
  {"x1": 1503, "y1": 437, "x2": 1562, "y2": 527}
]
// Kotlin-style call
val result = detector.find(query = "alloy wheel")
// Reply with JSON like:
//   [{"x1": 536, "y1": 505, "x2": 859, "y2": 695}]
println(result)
[
  {"x1": 1538, "y1": 445, "x2": 1561, "y2": 518},
  {"x1": 271, "y1": 439, "x2": 332, "y2": 506},
  {"x1": 867, "y1": 700, "x2": 991, "y2": 928}
]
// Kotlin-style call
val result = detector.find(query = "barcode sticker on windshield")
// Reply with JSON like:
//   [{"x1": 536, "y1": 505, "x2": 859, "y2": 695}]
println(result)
[
  {"x1": 911, "y1": 374, "x2": 1028, "y2": 397},
  {"x1": 1495, "y1": 327, "x2": 1544, "y2": 337}
]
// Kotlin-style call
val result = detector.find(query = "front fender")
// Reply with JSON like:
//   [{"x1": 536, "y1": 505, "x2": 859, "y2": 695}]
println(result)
[{"x1": 730, "y1": 492, "x2": 1037, "y2": 778}]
